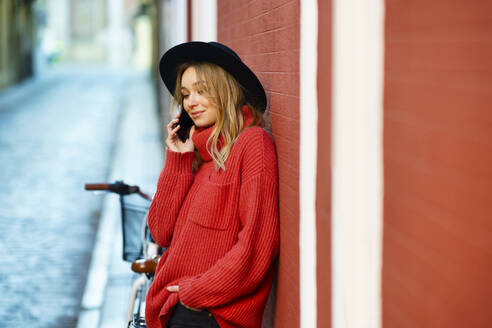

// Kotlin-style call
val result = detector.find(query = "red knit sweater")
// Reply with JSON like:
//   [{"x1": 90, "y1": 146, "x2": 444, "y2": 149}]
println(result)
[{"x1": 145, "y1": 107, "x2": 279, "y2": 328}]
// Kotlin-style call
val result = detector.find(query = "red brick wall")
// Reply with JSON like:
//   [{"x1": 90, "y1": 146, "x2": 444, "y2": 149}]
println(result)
[
  {"x1": 383, "y1": 1, "x2": 492, "y2": 327},
  {"x1": 217, "y1": 1, "x2": 300, "y2": 327},
  {"x1": 316, "y1": 1, "x2": 332, "y2": 327}
]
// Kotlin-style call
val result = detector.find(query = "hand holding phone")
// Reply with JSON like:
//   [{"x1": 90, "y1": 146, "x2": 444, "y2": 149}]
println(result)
[
  {"x1": 172, "y1": 109, "x2": 194, "y2": 142},
  {"x1": 167, "y1": 110, "x2": 195, "y2": 153}
]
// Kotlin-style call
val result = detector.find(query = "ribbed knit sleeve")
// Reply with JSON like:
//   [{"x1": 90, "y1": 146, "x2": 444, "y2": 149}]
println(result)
[
  {"x1": 178, "y1": 131, "x2": 279, "y2": 309},
  {"x1": 147, "y1": 149, "x2": 195, "y2": 247}
]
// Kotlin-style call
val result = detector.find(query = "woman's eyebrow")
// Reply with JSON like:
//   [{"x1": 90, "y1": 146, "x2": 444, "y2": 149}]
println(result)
[
  {"x1": 181, "y1": 81, "x2": 206, "y2": 91},
  {"x1": 194, "y1": 80, "x2": 207, "y2": 87}
]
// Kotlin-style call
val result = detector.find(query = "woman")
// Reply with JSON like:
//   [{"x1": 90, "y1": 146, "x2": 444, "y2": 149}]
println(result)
[{"x1": 145, "y1": 41, "x2": 279, "y2": 328}]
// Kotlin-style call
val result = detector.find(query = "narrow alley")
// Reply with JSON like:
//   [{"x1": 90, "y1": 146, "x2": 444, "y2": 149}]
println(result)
[{"x1": 0, "y1": 67, "x2": 131, "y2": 327}]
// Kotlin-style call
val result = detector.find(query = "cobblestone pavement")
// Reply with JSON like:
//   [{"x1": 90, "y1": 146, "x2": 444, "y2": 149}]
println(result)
[{"x1": 0, "y1": 67, "x2": 132, "y2": 328}]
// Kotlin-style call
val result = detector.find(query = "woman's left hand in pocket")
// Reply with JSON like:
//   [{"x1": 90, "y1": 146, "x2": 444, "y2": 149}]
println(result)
[{"x1": 166, "y1": 285, "x2": 202, "y2": 311}]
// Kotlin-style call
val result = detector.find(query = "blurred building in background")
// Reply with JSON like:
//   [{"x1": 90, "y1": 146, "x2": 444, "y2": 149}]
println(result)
[
  {"x1": 0, "y1": 0, "x2": 159, "y2": 91},
  {"x1": 0, "y1": 0, "x2": 36, "y2": 90},
  {"x1": 35, "y1": 0, "x2": 154, "y2": 67}
]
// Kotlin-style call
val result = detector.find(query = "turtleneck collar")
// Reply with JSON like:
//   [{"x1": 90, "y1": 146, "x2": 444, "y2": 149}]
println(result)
[{"x1": 191, "y1": 105, "x2": 254, "y2": 163}]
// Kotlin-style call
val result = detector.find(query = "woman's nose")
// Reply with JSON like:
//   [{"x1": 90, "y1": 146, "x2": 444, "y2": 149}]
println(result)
[{"x1": 187, "y1": 93, "x2": 198, "y2": 107}]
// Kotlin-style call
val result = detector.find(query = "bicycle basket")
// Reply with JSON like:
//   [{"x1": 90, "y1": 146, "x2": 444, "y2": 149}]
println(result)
[{"x1": 120, "y1": 196, "x2": 150, "y2": 262}]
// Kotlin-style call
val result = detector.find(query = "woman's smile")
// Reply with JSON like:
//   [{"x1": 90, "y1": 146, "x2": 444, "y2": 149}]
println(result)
[{"x1": 190, "y1": 110, "x2": 205, "y2": 119}]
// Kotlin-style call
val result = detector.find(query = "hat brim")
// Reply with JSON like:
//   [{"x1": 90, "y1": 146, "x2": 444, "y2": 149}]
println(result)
[{"x1": 159, "y1": 42, "x2": 267, "y2": 111}]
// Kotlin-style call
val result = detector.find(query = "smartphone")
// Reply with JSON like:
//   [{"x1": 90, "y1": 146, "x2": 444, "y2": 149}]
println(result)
[{"x1": 173, "y1": 108, "x2": 194, "y2": 142}]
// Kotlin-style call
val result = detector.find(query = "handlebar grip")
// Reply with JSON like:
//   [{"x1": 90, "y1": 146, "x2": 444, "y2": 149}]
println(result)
[{"x1": 85, "y1": 183, "x2": 110, "y2": 191}]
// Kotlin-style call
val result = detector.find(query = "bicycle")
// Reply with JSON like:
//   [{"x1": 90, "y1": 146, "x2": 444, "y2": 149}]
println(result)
[{"x1": 85, "y1": 180, "x2": 161, "y2": 328}]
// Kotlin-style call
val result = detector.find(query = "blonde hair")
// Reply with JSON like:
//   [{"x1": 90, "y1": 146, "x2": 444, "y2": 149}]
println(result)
[{"x1": 172, "y1": 62, "x2": 265, "y2": 171}]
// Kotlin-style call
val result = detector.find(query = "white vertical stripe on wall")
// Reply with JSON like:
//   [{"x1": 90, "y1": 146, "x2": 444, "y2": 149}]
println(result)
[
  {"x1": 331, "y1": 0, "x2": 384, "y2": 328},
  {"x1": 162, "y1": 0, "x2": 188, "y2": 49},
  {"x1": 300, "y1": 0, "x2": 318, "y2": 327},
  {"x1": 191, "y1": 0, "x2": 217, "y2": 41}
]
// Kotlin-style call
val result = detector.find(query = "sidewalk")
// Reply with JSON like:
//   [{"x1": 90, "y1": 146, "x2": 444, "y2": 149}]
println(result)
[{"x1": 77, "y1": 70, "x2": 164, "y2": 328}]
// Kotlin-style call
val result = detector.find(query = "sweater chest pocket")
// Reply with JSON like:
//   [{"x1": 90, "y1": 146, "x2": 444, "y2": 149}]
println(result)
[{"x1": 188, "y1": 182, "x2": 235, "y2": 230}]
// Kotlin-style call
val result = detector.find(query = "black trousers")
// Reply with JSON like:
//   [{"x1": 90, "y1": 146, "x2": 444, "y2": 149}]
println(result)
[{"x1": 167, "y1": 303, "x2": 220, "y2": 328}]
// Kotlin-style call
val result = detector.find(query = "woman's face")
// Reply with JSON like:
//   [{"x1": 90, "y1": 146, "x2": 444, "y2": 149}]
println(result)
[{"x1": 180, "y1": 66, "x2": 218, "y2": 128}]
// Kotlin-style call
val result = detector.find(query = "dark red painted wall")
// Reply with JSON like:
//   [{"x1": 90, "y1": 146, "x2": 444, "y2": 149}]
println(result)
[
  {"x1": 383, "y1": 1, "x2": 492, "y2": 327},
  {"x1": 217, "y1": 1, "x2": 300, "y2": 327},
  {"x1": 316, "y1": 0, "x2": 332, "y2": 328}
]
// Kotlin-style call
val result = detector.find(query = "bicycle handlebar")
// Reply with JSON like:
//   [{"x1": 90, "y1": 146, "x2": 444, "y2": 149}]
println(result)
[
  {"x1": 84, "y1": 180, "x2": 153, "y2": 201},
  {"x1": 85, "y1": 183, "x2": 110, "y2": 191}
]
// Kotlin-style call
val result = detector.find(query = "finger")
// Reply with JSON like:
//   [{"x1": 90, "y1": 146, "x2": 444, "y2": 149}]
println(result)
[
  {"x1": 172, "y1": 112, "x2": 181, "y2": 121},
  {"x1": 167, "y1": 123, "x2": 180, "y2": 136},
  {"x1": 166, "y1": 285, "x2": 179, "y2": 293},
  {"x1": 167, "y1": 118, "x2": 179, "y2": 126},
  {"x1": 167, "y1": 119, "x2": 180, "y2": 132},
  {"x1": 170, "y1": 124, "x2": 180, "y2": 136}
]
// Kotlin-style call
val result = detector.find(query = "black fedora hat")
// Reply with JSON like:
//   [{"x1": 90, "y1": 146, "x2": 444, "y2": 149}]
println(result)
[{"x1": 159, "y1": 41, "x2": 267, "y2": 112}]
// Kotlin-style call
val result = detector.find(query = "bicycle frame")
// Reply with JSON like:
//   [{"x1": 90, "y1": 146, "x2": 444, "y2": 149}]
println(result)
[
  {"x1": 85, "y1": 181, "x2": 158, "y2": 328},
  {"x1": 126, "y1": 214, "x2": 160, "y2": 327}
]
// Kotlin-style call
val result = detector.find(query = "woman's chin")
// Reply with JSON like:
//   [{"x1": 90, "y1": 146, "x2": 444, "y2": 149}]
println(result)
[{"x1": 194, "y1": 119, "x2": 216, "y2": 128}]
